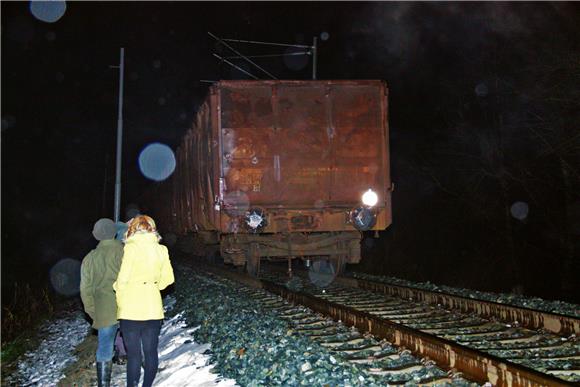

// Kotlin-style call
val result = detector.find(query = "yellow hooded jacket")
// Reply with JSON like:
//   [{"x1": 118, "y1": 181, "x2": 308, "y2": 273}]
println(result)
[{"x1": 113, "y1": 233, "x2": 175, "y2": 320}]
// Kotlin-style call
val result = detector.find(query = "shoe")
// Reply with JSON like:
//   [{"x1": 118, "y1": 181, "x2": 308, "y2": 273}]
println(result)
[
  {"x1": 113, "y1": 355, "x2": 127, "y2": 365},
  {"x1": 96, "y1": 361, "x2": 112, "y2": 387}
]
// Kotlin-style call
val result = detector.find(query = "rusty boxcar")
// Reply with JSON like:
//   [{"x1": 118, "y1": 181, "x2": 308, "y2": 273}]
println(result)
[{"x1": 152, "y1": 80, "x2": 392, "y2": 275}]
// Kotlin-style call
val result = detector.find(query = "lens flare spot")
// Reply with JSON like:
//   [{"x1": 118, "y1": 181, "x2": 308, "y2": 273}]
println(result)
[
  {"x1": 49, "y1": 258, "x2": 80, "y2": 296},
  {"x1": 125, "y1": 203, "x2": 141, "y2": 220},
  {"x1": 308, "y1": 260, "x2": 338, "y2": 288},
  {"x1": 30, "y1": 0, "x2": 67, "y2": 23},
  {"x1": 475, "y1": 83, "x2": 489, "y2": 97},
  {"x1": 138, "y1": 142, "x2": 176, "y2": 181},
  {"x1": 510, "y1": 201, "x2": 529, "y2": 220},
  {"x1": 320, "y1": 31, "x2": 330, "y2": 41}
]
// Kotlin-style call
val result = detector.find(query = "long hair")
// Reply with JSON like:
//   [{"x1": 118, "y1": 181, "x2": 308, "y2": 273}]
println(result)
[{"x1": 124, "y1": 215, "x2": 161, "y2": 242}]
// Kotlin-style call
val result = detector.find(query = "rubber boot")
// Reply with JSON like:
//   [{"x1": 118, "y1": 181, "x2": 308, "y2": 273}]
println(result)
[
  {"x1": 112, "y1": 347, "x2": 119, "y2": 364},
  {"x1": 97, "y1": 361, "x2": 112, "y2": 387}
]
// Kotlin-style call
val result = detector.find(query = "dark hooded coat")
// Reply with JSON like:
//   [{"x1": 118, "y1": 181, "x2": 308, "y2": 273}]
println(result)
[{"x1": 80, "y1": 239, "x2": 123, "y2": 328}]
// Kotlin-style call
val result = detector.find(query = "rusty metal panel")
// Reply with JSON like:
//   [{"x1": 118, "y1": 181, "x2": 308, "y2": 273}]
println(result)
[
  {"x1": 213, "y1": 80, "x2": 391, "y2": 234},
  {"x1": 175, "y1": 144, "x2": 186, "y2": 233},
  {"x1": 330, "y1": 84, "x2": 386, "y2": 204},
  {"x1": 220, "y1": 84, "x2": 278, "y2": 205},
  {"x1": 271, "y1": 84, "x2": 332, "y2": 206},
  {"x1": 164, "y1": 80, "x2": 391, "y2": 239},
  {"x1": 195, "y1": 102, "x2": 211, "y2": 230},
  {"x1": 170, "y1": 100, "x2": 217, "y2": 235},
  {"x1": 217, "y1": 81, "x2": 388, "y2": 208}
]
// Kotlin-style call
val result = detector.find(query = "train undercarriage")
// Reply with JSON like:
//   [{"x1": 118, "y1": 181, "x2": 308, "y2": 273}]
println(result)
[{"x1": 179, "y1": 230, "x2": 362, "y2": 280}]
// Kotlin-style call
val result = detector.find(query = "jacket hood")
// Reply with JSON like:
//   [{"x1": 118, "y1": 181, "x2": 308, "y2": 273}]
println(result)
[
  {"x1": 92, "y1": 218, "x2": 117, "y2": 241},
  {"x1": 125, "y1": 233, "x2": 160, "y2": 244}
]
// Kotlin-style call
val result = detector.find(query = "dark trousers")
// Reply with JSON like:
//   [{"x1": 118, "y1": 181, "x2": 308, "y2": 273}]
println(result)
[{"x1": 119, "y1": 319, "x2": 162, "y2": 387}]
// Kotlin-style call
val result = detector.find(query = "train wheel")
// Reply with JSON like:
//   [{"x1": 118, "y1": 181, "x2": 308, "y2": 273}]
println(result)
[
  {"x1": 246, "y1": 243, "x2": 260, "y2": 277},
  {"x1": 335, "y1": 255, "x2": 347, "y2": 275}
]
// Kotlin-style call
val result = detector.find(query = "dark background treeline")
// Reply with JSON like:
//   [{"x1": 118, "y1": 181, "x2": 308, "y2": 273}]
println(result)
[{"x1": 2, "y1": 2, "x2": 579, "y2": 329}]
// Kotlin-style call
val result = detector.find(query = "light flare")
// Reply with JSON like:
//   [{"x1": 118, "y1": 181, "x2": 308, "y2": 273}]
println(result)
[{"x1": 362, "y1": 189, "x2": 378, "y2": 207}]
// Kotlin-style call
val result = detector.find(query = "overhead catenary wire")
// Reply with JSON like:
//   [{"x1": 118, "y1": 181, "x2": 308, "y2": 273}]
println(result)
[
  {"x1": 223, "y1": 52, "x2": 311, "y2": 60},
  {"x1": 212, "y1": 53, "x2": 258, "y2": 80},
  {"x1": 209, "y1": 32, "x2": 277, "y2": 80},
  {"x1": 221, "y1": 37, "x2": 312, "y2": 49}
]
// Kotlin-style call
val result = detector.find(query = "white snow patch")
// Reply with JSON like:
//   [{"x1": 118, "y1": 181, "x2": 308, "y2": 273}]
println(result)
[
  {"x1": 111, "y1": 311, "x2": 237, "y2": 386},
  {"x1": 6, "y1": 310, "x2": 89, "y2": 386},
  {"x1": 8, "y1": 297, "x2": 237, "y2": 387}
]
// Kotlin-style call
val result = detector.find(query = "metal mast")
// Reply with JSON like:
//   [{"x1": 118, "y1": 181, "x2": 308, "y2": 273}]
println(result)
[{"x1": 113, "y1": 47, "x2": 125, "y2": 223}]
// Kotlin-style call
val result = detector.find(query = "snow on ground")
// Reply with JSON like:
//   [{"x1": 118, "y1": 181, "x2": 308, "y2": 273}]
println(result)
[
  {"x1": 8, "y1": 297, "x2": 238, "y2": 387},
  {"x1": 4, "y1": 310, "x2": 88, "y2": 386},
  {"x1": 111, "y1": 311, "x2": 237, "y2": 387}
]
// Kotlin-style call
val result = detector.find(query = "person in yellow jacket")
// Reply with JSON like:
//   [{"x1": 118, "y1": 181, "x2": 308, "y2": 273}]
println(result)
[{"x1": 113, "y1": 215, "x2": 174, "y2": 387}]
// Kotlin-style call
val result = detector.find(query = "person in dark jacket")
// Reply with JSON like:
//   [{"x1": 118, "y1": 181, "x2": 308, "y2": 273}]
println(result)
[{"x1": 80, "y1": 218, "x2": 124, "y2": 387}]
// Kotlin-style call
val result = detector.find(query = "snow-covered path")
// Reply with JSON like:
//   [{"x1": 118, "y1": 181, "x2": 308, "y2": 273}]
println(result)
[
  {"x1": 7, "y1": 297, "x2": 238, "y2": 387},
  {"x1": 4, "y1": 310, "x2": 88, "y2": 386},
  {"x1": 112, "y1": 312, "x2": 237, "y2": 387}
]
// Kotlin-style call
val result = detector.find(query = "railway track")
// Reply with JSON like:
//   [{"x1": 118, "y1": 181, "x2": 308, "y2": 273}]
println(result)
[
  {"x1": 196, "y1": 267, "x2": 477, "y2": 386},
  {"x1": 199, "y1": 259, "x2": 579, "y2": 385},
  {"x1": 350, "y1": 272, "x2": 579, "y2": 336},
  {"x1": 239, "y1": 288, "x2": 472, "y2": 385},
  {"x1": 251, "y1": 266, "x2": 579, "y2": 386}
]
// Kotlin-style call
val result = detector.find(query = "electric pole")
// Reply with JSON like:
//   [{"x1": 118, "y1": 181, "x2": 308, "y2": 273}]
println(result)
[{"x1": 113, "y1": 47, "x2": 125, "y2": 223}]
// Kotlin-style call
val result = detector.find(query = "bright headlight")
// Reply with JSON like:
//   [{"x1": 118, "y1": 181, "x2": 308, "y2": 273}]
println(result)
[
  {"x1": 245, "y1": 208, "x2": 267, "y2": 233},
  {"x1": 247, "y1": 213, "x2": 263, "y2": 229},
  {"x1": 362, "y1": 189, "x2": 378, "y2": 207}
]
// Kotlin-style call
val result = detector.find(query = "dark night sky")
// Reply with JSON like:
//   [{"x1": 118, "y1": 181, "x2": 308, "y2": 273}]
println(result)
[{"x1": 2, "y1": 2, "x2": 579, "y2": 301}]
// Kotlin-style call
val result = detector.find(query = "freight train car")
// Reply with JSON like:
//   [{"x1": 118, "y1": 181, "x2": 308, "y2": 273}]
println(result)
[{"x1": 151, "y1": 80, "x2": 392, "y2": 276}]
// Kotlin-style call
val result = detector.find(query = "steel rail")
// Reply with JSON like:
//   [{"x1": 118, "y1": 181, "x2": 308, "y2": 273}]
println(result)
[
  {"x1": 351, "y1": 277, "x2": 580, "y2": 336},
  {"x1": 261, "y1": 278, "x2": 574, "y2": 387},
  {"x1": 262, "y1": 264, "x2": 579, "y2": 335}
]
